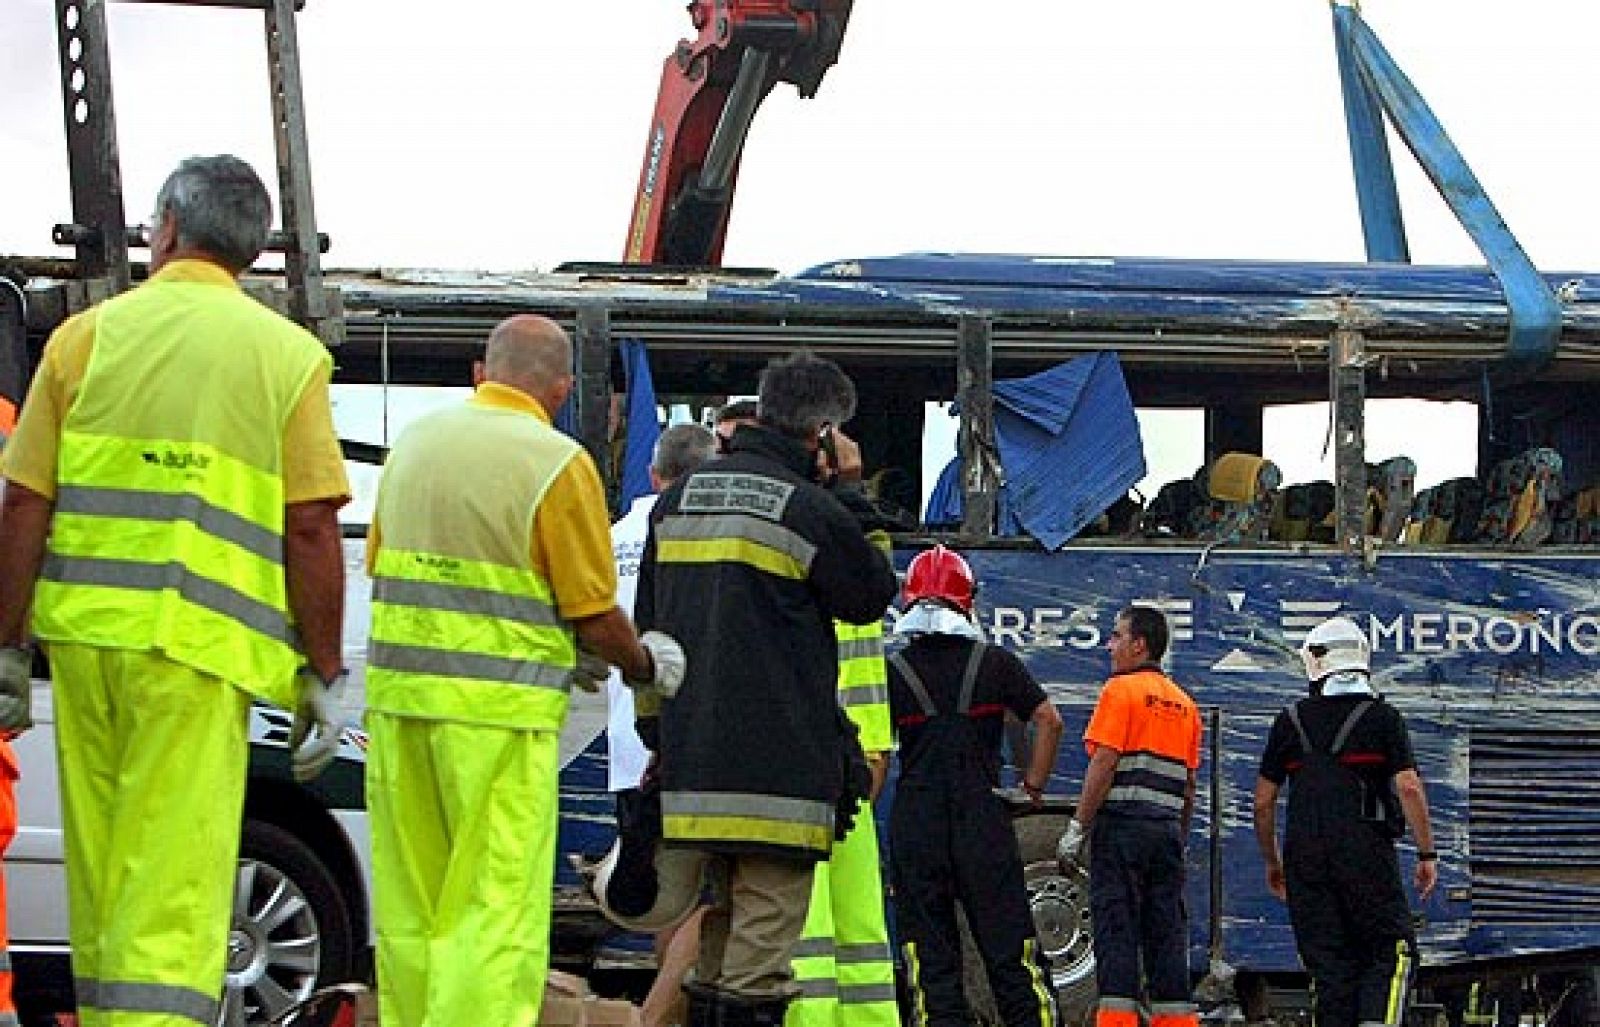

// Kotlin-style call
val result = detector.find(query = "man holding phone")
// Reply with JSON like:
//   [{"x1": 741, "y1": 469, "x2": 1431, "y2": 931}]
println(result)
[{"x1": 636, "y1": 352, "x2": 899, "y2": 1027}]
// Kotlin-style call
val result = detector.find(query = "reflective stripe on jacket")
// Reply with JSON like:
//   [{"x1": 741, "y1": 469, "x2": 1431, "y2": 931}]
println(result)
[
  {"x1": 640, "y1": 427, "x2": 899, "y2": 859},
  {"x1": 32, "y1": 273, "x2": 328, "y2": 709},
  {"x1": 1089, "y1": 667, "x2": 1201, "y2": 820},
  {"x1": 836, "y1": 619, "x2": 892, "y2": 754},
  {"x1": 367, "y1": 398, "x2": 580, "y2": 730}
]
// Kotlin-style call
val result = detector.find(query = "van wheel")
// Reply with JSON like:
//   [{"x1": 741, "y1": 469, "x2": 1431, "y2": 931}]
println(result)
[
  {"x1": 957, "y1": 814, "x2": 1098, "y2": 1027},
  {"x1": 221, "y1": 820, "x2": 357, "y2": 1026},
  {"x1": 1015, "y1": 815, "x2": 1097, "y2": 1027}
]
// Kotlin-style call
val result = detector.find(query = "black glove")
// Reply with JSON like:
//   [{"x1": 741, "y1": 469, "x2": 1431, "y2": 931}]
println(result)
[
  {"x1": 834, "y1": 711, "x2": 874, "y2": 841},
  {"x1": 635, "y1": 715, "x2": 661, "y2": 753},
  {"x1": 608, "y1": 779, "x2": 665, "y2": 917}
]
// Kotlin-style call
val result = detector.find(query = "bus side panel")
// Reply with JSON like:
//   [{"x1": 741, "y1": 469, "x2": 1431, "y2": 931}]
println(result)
[{"x1": 948, "y1": 545, "x2": 1600, "y2": 974}]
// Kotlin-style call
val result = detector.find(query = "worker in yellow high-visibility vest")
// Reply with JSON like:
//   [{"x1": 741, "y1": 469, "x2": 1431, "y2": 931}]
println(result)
[
  {"x1": 0, "y1": 155, "x2": 350, "y2": 1027},
  {"x1": 786, "y1": 577, "x2": 900, "y2": 1027},
  {"x1": 365, "y1": 314, "x2": 685, "y2": 1027}
]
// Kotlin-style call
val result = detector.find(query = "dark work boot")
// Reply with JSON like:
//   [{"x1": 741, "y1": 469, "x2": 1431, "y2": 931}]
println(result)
[
  {"x1": 683, "y1": 981, "x2": 723, "y2": 1027},
  {"x1": 714, "y1": 989, "x2": 793, "y2": 1027}
]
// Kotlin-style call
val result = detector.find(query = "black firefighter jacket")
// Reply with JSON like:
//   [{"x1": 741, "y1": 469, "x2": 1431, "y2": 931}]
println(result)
[{"x1": 635, "y1": 425, "x2": 899, "y2": 861}]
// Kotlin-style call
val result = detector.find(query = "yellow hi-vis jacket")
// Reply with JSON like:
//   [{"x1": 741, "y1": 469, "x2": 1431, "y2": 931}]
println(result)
[
  {"x1": 366, "y1": 397, "x2": 581, "y2": 730},
  {"x1": 834, "y1": 530, "x2": 895, "y2": 754},
  {"x1": 32, "y1": 269, "x2": 330, "y2": 710}
]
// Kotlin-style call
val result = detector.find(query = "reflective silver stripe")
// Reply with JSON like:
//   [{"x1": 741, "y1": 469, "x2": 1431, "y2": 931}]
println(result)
[
  {"x1": 373, "y1": 576, "x2": 558, "y2": 627},
  {"x1": 839, "y1": 683, "x2": 888, "y2": 708},
  {"x1": 662, "y1": 791, "x2": 834, "y2": 828},
  {"x1": 1114, "y1": 750, "x2": 1190, "y2": 781},
  {"x1": 55, "y1": 485, "x2": 282, "y2": 564},
  {"x1": 657, "y1": 514, "x2": 817, "y2": 571},
  {"x1": 795, "y1": 979, "x2": 839, "y2": 999},
  {"x1": 75, "y1": 978, "x2": 219, "y2": 1025},
  {"x1": 0, "y1": 950, "x2": 9, "y2": 971},
  {"x1": 836, "y1": 941, "x2": 893, "y2": 964},
  {"x1": 839, "y1": 983, "x2": 898, "y2": 1005},
  {"x1": 41, "y1": 554, "x2": 293, "y2": 645},
  {"x1": 837, "y1": 637, "x2": 882, "y2": 661},
  {"x1": 0, "y1": 1013, "x2": 19, "y2": 1027},
  {"x1": 1151, "y1": 1002, "x2": 1198, "y2": 1015},
  {"x1": 680, "y1": 472, "x2": 797, "y2": 521},
  {"x1": 1099, "y1": 997, "x2": 1141, "y2": 1011},
  {"x1": 1105, "y1": 784, "x2": 1186, "y2": 811},
  {"x1": 369, "y1": 640, "x2": 571, "y2": 690},
  {"x1": 792, "y1": 937, "x2": 835, "y2": 959}
]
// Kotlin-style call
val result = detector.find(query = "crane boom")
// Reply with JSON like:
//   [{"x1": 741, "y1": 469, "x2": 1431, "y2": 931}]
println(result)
[{"x1": 624, "y1": 0, "x2": 854, "y2": 266}]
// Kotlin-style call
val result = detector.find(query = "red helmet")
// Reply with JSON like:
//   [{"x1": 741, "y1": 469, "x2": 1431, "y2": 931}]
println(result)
[{"x1": 903, "y1": 545, "x2": 976, "y2": 613}]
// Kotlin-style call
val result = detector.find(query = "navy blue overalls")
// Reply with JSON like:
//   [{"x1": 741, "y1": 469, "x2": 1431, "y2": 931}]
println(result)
[{"x1": 887, "y1": 642, "x2": 1058, "y2": 1027}]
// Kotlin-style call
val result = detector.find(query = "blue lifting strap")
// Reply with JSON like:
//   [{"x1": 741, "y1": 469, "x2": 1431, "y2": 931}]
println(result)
[{"x1": 1332, "y1": 4, "x2": 1562, "y2": 374}]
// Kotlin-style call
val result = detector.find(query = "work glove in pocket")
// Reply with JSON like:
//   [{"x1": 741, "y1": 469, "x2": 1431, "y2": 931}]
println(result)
[
  {"x1": 0, "y1": 646, "x2": 32, "y2": 733},
  {"x1": 834, "y1": 711, "x2": 873, "y2": 841}
]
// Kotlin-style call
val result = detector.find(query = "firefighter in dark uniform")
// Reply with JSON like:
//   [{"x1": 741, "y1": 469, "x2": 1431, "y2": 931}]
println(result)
[
  {"x1": 1253, "y1": 616, "x2": 1439, "y2": 1027},
  {"x1": 636, "y1": 353, "x2": 898, "y2": 1027},
  {"x1": 1057, "y1": 604, "x2": 1203, "y2": 1027},
  {"x1": 885, "y1": 545, "x2": 1064, "y2": 1027}
]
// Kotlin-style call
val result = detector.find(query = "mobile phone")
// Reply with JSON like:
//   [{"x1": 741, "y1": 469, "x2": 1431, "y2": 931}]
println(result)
[{"x1": 818, "y1": 423, "x2": 839, "y2": 472}]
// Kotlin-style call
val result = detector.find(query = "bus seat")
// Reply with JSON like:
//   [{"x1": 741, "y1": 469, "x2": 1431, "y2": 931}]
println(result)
[
  {"x1": 1080, "y1": 492, "x2": 1145, "y2": 537},
  {"x1": 1552, "y1": 481, "x2": 1599, "y2": 544},
  {"x1": 1272, "y1": 480, "x2": 1335, "y2": 542},
  {"x1": 1139, "y1": 472, "x2": 1204, "y2": 538},
  {"x1": 1476, "y1": 448, "x2": 1564, "y2": 546},
  {"x1": 1367, "y1": 456, "x2": 1417, "y2": 542},
  {"x1": 1403, "y1": 488, "x2": 1432, "y2": 544},
  {"x1": 1193, "y1": 453, "x2": 1281, "y2": 543},
  {"x1": 1435, "y1": 477, "x2": 1485, "y2": 545}
]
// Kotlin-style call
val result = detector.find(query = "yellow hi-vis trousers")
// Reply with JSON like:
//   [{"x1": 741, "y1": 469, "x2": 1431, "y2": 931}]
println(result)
[
  {"x1": 786, "y1": 811, "x2": 899, "y2": 1027},
  {"x1": 368, "y1": 710, "x2": 560, "y2": 1027},
  {"x1": 49, "y1": 644, "x2": 250, "y2": 1027}
]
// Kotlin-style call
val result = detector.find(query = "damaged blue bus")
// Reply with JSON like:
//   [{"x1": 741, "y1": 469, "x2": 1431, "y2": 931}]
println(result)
[{"x1": 289, "y1": 242, "x2": 1599, "y2": 1024}]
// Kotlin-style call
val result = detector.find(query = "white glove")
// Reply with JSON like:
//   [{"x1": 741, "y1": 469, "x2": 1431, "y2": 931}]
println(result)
[
  {"x1": 0, "y1": 645, "x2": 32, "y2": 733},
  {"x1": 290, "y1": 667, "x2": 345, "y2": 783},
  {"x1": 570, "y1": 651, "x2": 610, "y2": 694},
  {"x1": 638, "y1": 631, "x2": 686, "y2": 697},
  {"x1": 1057, "y1": 817, "x2": 1089, "y2": 870}
]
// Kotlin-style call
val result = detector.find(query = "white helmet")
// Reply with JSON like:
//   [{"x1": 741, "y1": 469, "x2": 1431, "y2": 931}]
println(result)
[
  {"x1": 593, "y1": 840, "x2": 708, "y2": 932},
  {"x1": 1299, "y1": 616, "x2": 1371, "y2": 683}
]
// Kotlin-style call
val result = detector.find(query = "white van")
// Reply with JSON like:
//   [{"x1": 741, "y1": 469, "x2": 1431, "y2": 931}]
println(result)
[{"x1": 6, "y1": 545, "x2": 375, "y2": 1027}]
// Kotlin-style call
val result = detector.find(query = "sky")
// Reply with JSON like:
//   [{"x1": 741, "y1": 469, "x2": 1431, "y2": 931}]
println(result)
[{"x1": 3, "y1": 0, "x2": 1595, "y2": 508}]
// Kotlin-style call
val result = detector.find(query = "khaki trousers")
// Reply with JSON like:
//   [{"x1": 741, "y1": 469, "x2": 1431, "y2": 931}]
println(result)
[{"x1": 697, "y1": 853, "x2": 816, "y2": 998}]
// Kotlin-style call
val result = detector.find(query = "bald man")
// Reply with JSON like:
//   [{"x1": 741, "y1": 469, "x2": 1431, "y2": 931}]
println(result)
[{"x1": 365, "y1": 314, "x2": 684, "y2": 1027}]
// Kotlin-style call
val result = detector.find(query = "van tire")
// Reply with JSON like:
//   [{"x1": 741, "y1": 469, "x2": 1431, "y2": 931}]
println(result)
[
  {"x1": 1015, "y1": 814, "x2": 1098, "y2": 1027},
  {"x1": 225, "y1": 820, "x2": 358, "y2": 1025},
  {"x1": 956, "y1": 813, "x2": 1098, "y2": 1027}
]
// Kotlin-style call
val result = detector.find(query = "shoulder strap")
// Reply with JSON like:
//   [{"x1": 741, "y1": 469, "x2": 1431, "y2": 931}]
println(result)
[
  {"x1": 1285, "y1": 702, "x2": 1314, "y2": 754},
  {"x1": 1286, "y1": 699, "x2": 1374, "y2": 757},
  {"x1": 1330, "y1": 700, "x2": 1374, "y2": 756},
  {"x1": 957, "y1": 642, "x2": 987, "y2": 715},
  {"x1": 888, "y1": 652, "x2": 938, "y2": 717}
]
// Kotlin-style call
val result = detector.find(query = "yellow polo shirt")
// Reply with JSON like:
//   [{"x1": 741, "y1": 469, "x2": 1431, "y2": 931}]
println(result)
[
  {"x1": 366, "y1": 381, "x2": 618, "y2": 622},
  {"x1": 0, "y1": 259, "x2": 349, "y2": 506}
]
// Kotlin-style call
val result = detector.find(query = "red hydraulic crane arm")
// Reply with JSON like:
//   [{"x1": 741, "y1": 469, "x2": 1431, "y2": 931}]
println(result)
[{"x1": 624, "y1": 0, "x2": 854, "y2": 266}]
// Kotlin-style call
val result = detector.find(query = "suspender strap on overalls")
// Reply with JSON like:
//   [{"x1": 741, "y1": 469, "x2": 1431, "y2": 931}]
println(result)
[{"x1": 888, "y1": 642, "x2": 987, "y2": 718}]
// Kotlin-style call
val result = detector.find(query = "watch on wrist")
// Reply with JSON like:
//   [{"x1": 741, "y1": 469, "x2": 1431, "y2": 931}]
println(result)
[{"x1": 1417, "y1": 850, "x2": 1438, "y2": 861}]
